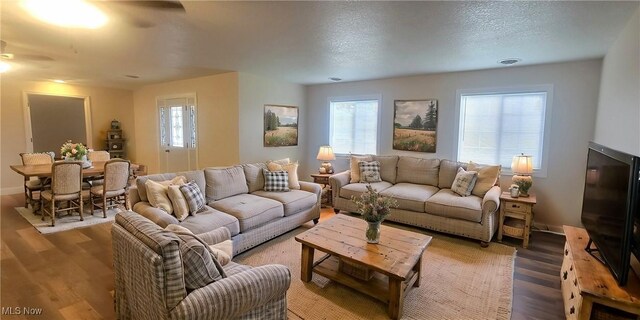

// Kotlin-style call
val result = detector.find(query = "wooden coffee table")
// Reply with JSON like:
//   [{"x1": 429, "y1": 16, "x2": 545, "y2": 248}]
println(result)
[{"x1": 295, "y1": 214, "x2": 432, "y2": 319}]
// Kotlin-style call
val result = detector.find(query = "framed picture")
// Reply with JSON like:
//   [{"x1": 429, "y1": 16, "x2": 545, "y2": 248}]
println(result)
[
  {"x1": 264, "y1": 105, "x2": 299, "y2": 147},
  {"x1": 393, "y1": 99, "x2": 438, "y2": 152}
]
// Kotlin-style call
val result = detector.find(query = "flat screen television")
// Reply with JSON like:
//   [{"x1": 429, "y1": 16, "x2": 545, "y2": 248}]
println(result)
[{"x1": 581, "y1": 142, "x2": 640, "y2": 285}]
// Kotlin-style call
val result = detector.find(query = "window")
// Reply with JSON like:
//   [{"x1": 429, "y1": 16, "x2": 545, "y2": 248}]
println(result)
[
  {"x1": 456, "y1": 86, "x2": 552, "y2": 174},
  {"x1": 329, "y1": 97, "x2": 380, "y2": 155}
]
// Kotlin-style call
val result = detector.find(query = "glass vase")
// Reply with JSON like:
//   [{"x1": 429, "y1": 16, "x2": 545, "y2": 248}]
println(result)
[{"x1": 366, "y1": 221, "x2": 381, "y2": 244}]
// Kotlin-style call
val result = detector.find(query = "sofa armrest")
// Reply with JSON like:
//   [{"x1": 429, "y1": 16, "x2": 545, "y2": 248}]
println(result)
[
  {"x1": 299, "y1": 181, "x2": 321, "y2": 196},
  {"x1": 329, "y1": 171, "x2": 351, "y2": 203},
  {"x1": 128, "y1": 186, "x2": 141, "y2": 207},
  {"x1": 197, "y1": 227, "x2": 231, "y2": 245},
  {"x1": 171, "y1": 264, "x2": 291, "y2": 319},
  {"x1": 132, "y1": 202, "x2": 179, "y2": 228},
  {"x1": 482, "y1": 186, "x2": 502, "y2": 215}
]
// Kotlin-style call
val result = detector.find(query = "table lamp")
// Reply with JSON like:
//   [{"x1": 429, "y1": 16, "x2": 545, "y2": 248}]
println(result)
[
  {"x1": 316, "y1": 146, "x2": 336, "y2": 174},
  {"x1": 511, "y1": 153, "x2": 533, "y2": 197}
]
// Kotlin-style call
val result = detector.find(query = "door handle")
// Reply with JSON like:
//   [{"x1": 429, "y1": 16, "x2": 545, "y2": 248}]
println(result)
[{"x1": 165, "y1": 150, "x2": 170, "y2": 153}]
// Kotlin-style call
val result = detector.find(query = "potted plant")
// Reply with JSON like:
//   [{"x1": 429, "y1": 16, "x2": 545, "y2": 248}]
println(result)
[{"x1": 352, "y1": 185, "x2": 397, "y2": 243}]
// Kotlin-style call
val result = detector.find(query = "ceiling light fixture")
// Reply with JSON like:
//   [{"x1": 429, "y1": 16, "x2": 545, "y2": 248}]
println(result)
[
  {"x1": 499, "y1": 58, "x2": 522, "y2": 65},
  {"x1": 329, "y1": 77, "x2": 342, "y2": 82},
  {"x1": 21, "y1": 0, "x2": 108, "y2": 29},
  {"x1": 0, "y1": 61, "x2": 11, "y2": 73},
  {"x1": 53, "y1": 79, "x2": 66, "y2": 83}
]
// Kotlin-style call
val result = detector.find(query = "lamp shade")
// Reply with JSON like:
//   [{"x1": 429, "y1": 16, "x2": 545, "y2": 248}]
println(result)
[
  {"x1": 316, "y1": 146, "x2": 336, "y2": 161},
  {"x1": 511, "y1": 154, "x2": 533, "y2": 175}
]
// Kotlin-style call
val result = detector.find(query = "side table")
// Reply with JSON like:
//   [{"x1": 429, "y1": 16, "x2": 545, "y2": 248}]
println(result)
[
  {"x1": 310, "y1": 173, "x2": 334, "y2": 207},
  {"x1": 497, "y1": 192, "x2": 537, "y2": 248}
]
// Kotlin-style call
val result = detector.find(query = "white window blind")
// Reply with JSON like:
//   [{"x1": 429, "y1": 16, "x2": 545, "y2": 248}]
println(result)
[
  {"x1": 458, "y1": 92, "x2": 547, "y2": 170},
  {"x1": 330, "y1": 99, "x2": 379, "y2": 155}
]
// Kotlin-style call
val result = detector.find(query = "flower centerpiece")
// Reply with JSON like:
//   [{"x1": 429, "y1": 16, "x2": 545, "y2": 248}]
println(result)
[
  {"x1": 60, "y1": 140, "x2": 91, "y2": 167},
  {"x1": 352, "y1": 185, "x2": 397, "y2": 243}
]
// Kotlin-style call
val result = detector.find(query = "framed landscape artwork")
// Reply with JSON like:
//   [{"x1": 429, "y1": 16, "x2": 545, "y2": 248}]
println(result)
[
  {"x1": 393, "y1": 99, "x2": 438, "y2": 152},
  {"x1": 264, "y1": 105, "x2": 299, "y2": 147}
]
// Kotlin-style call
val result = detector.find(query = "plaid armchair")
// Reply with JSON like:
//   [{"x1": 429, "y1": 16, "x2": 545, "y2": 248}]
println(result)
[{"x1": 112, "y1": 211, "x2": 291, "y2": 319}]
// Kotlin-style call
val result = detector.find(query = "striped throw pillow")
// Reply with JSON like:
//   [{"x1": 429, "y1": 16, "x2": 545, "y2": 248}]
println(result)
[
  {"x1": 263, "y1": 171, "x2": 290, "y2": 192},
  {"x1": 451, "y1": 167, "x2": 478, "y2": 197},
  {"x1": 179, "y1": 181, "x2": 206, "y2": 214}
]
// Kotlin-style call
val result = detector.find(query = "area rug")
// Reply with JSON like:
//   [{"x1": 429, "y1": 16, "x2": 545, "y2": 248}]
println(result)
[
  {"x1": 234, "y1": 226, "x2": 515, "y2": 320},
  {"x1": 15, "y1": 206, "x2": 122, "y2": 234}
]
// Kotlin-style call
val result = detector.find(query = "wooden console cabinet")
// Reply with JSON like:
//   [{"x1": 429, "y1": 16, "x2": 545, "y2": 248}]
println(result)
[{"x1": 561, "y1": 226, "x2": 640, "y2": 320}]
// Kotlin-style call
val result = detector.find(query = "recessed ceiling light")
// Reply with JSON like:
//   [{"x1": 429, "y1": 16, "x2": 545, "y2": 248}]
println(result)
[
  {"x1": 499, "y1": 58, "x2": 522, "y2": 65},
  {"x1": 125, "y1": 75, "x2": 140, "y2": 79},
  {"x1": 0, "y1": 61, "x2": 11, "y2": 73},
  {"x1": 53, "y1": 79, "x2": 66, "y2": 83},
  {"x1": 329, "y1": 77, "x2": 342, "y2": 82},
  {"x1": 21, "y1": 0, "x2": 108, "y2": 29}
]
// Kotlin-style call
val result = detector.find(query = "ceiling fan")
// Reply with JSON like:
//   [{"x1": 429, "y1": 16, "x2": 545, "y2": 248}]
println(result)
[
  {"x1": 0, "y1": 40, "x2": 54, "y2": 63},
  {"x1": 97, "y1": 0, "x2": 186, "y2": 28}
]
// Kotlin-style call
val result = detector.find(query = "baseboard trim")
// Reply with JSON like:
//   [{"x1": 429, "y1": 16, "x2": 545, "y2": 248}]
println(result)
[{"x1": 1, "y1": 187, "x2": 23, "y2": 196}]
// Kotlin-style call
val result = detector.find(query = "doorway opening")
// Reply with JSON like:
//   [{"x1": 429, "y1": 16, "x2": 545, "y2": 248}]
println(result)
[{"x1": 158, "y1": 94, "x2": 197, "y2": 173}]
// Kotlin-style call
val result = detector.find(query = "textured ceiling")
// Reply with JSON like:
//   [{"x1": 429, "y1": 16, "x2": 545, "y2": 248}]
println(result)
[{"x1": 1, "y1": 1, "x2": 637, "y2": 89}]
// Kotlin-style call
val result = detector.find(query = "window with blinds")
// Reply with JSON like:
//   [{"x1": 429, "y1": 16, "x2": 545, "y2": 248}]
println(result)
[
  {"x1": 457, "y1": 89, "x2": 550, "y2": 171},
  {"x1": 329, "y1": 98, "x2": 380, "y2": 155}
]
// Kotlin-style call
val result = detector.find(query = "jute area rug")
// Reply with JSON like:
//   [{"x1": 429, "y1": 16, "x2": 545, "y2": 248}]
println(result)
[
  {"x1": 235, "y1": 223, "x2": 515, "y2": 320},
  {"x1": 15, "y1": 206, "x2": 123, "y2": 235}
]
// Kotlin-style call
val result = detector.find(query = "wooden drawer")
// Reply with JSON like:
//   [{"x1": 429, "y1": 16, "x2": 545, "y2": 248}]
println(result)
[{"x1": 504, "y1": 201, "x2": 531, "y2": 214}]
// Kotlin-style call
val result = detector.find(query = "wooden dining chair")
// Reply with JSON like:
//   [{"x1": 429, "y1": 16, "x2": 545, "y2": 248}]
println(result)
[
  {"x1": 90, "y1": 159, "x2": 130, "y2": 218},
  {"x1": 86, "y1": 150, "x2": 111, "y2": 186},
  {"x1": 41, "y1": 161, "x2": 84, "y2": 227},
  {"x1": 19, "y1": 152, "x2": 55, "y2": 209}
]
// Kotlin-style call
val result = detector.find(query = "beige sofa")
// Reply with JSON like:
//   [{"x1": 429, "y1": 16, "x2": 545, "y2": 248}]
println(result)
[
  {"x1": 330, "y1": 156, "x2": 501, "y2": 245},
  {"x1": 130, "y1": 163, "x2": 321, "y2": 255}
]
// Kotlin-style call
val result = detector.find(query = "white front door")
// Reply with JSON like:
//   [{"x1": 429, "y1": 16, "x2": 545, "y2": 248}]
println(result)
[{"x1": 158, "y1": 95, "x2": 197, "y2": 173}]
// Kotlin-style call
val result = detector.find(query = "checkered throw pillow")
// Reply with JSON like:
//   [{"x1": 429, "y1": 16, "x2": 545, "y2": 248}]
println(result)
[
  {"x1": 179, "y1": 181, "x2": 206, "y2": 214},
  {"x1": 451, "y1": 167, "x2": 478, "y2": 197},
  {"x1": 359, "y1": 160, "x2": 382, "y2": 183},
  {"x1": 263, "y1": 171, "x2": 290, "y2": 192}
]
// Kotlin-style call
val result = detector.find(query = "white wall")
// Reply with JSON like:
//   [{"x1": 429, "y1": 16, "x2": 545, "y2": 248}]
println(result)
[
  {"x1": 594, "y1": 8, "x2": 640, "y2": 156},
  {"x1": 306, "y1": 60, "x2": 603, "y2": 229},
  {"x1": 238, "y1": 73, "x2": 308, "y2": 175}
]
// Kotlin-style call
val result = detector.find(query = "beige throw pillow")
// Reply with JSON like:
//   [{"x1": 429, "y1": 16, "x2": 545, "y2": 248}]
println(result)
[
  {"x1": 451, "y1": 167, "x2": 478, "y2": 197},
  {"x1": 350, "y1": 155, "x2": 373, "y2": 183},
  {"x1": 209, "y1": 239, "x2": 233, "y2": 266},
  {"x1": 167, "y1": 185, "x2": 190, "y2": 221},
  {"x1": 468, "y1": 161, "x2": 501, "y2": 198},
  {"x1": 267, "y1": 161, "x2": 300, "y2": 189},
  {"x1": 145, "y1": 176, "x2": 187, "y2": 214}
]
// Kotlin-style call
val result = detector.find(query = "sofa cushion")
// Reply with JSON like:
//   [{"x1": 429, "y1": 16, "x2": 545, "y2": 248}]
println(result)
[
  {"x1": 252, "y1": 189, "x2": 318, "y2": 216},
  {"x1": 350, "y1": 154, "x2": 373, "y2": 183},
  {"x1": 137, "y1": 171, "x2": 204, "y2": 202},
  {"x1": 339, "y1": 181, "x2": 393, "y2": 200},
  {"x1": 204, "y1": 166, "x2": 249, "y2": 202},
  {"x1": 132, "y1": 202, "x2": 180, "y2": 227},
  {"x1": 396, "y1": 157, "x2": 440, "y2": 186},
  {"x1": 242, "y1": 163, "x2": 268, "y2": 193},
  {"x1": 438, "y1": 160, "x2": 468, "y2": 189},
  {"x1": 451, "y1": 167, "x2": 478, "y2": 197},
  {"x1": 425, "y1": 189, "x2": 483, "y2": 222},
  {"x1": 380, "y1": 183, "x2": 439, "y2": 212},
  {"x1": 267, "y1": 161, "x2": 300, "y2": 190},
  {"x1": 146, "y1": 179, "x2": 177, "y2": 214},
  {"x1": 167, "y1": 185, "x2": 189, "y2": 221},
  {"x1": 209, "y1": 194, "x2": 284, "y2": 232},
  {"x1": 179, "y1": 206, "x2": 240, "y2": 236},
  {"x1": 467, "y1": 161, "x2": 501, "y2": 198},
  {"x1": 372, "y1": 155, "x2": 399, "y2": 183},
  {"x1": 359, "y1": 161, "x2": 382, "y2": 183},
  {"x1": 263, "y1": 170, "x2": 290, "y2": 192}
]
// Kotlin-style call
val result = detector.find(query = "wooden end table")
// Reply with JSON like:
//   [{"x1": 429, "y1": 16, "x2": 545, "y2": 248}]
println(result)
[
  {"x1": 295, "y1": 214, "x2": 432, "y2": 319},
  {"x1": 310, "y1": 173, "x2": 334, "y2": 207},
  {"x1": 497, "y1": 192, "x2": 537, "y2": 248}
]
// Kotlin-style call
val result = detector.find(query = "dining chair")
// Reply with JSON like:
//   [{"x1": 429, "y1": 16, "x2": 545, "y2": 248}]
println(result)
[
  {"x1": 19, "y1": 152, "x2": 55, "y2": 208},
  {"x1": 86, "y1": 150, "x2": 111, "y2": 186},
  {"x1": 41, "y1": 161, "x2": 84, "y2": 227},
  {"x1": 90, "y1": 159, "x2": 130, "y2": 218}
]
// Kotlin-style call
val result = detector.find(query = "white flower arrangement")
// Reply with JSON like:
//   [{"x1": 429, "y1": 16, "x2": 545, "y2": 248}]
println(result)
[{"x1": 60, "y1": 140, "x2": 88, "y2": 160}]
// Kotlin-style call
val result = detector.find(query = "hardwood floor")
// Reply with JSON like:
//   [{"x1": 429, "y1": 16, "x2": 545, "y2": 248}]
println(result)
[{"x1": 1, "y1": 193, "x2": 565, "y2": 319}]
